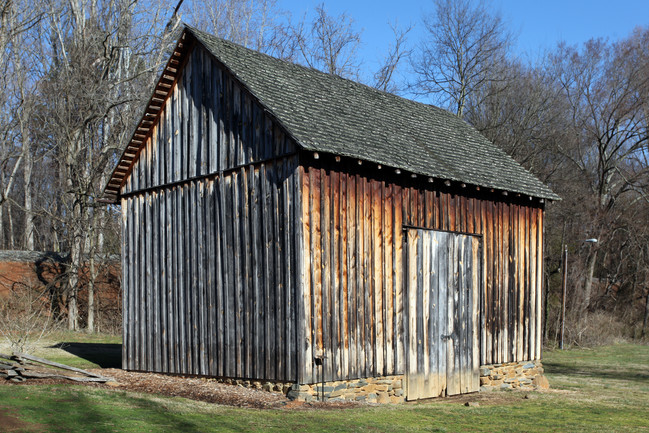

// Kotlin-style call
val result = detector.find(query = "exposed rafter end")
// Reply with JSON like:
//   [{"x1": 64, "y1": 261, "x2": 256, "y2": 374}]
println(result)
[
  {"x1": 335, "y1": 156, "x2": 341, "y2": 162},
  {"x1": 410, "y1": 173, "x2": 417, "y2": 178},
  {"x1": 427, "y1": 177, "x2": 433, "y2": 183},
  {"x1": 313, "y1": 152, "x2": 319, "y2": 159},
  {"x1": 395, "y1": 169, "x2": 401, "y2": 174},
  {"x1": 444, "y1": 180, "x2": 451, "y2": 187},
  {"x1": 357, "y1": 160, "x2": 363, "y2": 165}
]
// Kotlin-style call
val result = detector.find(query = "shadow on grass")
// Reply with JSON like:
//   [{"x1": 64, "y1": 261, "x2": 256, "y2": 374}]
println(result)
[
  {"x1": 6, "y1": 386, "x2": 245, "y2": 433},
  {"x1": 49, "y1": 342, "x2": 122, "y2": 368},
  {"x1": 544, "y1": 361, "x2": 649, "y2": 383}
]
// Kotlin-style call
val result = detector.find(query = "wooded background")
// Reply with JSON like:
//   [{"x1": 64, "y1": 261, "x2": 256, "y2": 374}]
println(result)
[{"x1": 0, "y1": 0, "x2": 647, "y2": 344}]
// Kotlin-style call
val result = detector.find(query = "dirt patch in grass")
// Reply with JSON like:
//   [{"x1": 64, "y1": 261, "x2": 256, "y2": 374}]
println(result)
[
  {"x1": 0, "y1": 368, "x2": 365, "y2": 410},
  {"x1": 0, "y1": 406, "x2": 46, "y2": 432}
]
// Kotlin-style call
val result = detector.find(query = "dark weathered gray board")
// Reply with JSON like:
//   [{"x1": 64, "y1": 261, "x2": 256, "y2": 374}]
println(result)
[
  {"x1": 122, "y1": 155, "x2": 300, "y2": 382},
  {"x1": 300, "y1": 163, "x2": 544, "y2": 385},
  {"x1": 123, "y1": 44, "x2": 296, "y2": 195},
  {"x1": 404, "y1": 229, "x2": 480, "y2": 400}
]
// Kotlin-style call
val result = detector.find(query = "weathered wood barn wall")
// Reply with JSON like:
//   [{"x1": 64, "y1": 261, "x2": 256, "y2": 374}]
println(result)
[
  {"x1": 299, "y1": 159, "x2": 544, "y2": 386},
  {"x1": 118, "y1": 43, "x2": 301, "y2": 381},
  {"x1": 104, "y1": 26, "x2": 558, "y2": 400}
]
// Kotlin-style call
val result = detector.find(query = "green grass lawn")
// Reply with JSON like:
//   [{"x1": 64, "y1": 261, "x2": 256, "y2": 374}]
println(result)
[{"x1": 1, "y1": 335, "x2": 648, "y2": 433}]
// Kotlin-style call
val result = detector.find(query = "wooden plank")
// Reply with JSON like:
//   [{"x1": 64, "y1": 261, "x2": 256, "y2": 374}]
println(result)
[
  {"x1": 312, "y1": 168, "x2": 323, "y2": 383},
  {"x1": 263, "y1": 163, "x2": 277, "y2": 379},
  {"x1": 373, "y1": 180, "x2": 384, "y2": 376},
  {"x1": 189, "y1": 183, "x2": 199, "y2": 374},
  {"x1": 251, "y1": 167, "x2": 262, "y2": 379},
  {"x1": 363, "y1": 176, "x2": 373, "y2": 377},
  {"x1": 205, "y1": 181, "x2": 216, "y2": 375},
  {"x1": 384, "y1": 183, "x2": 394, "y2": 375},
  {"x1": 198, "y1": 181, "x2": 208, "y2": 375},
  {"x1": 231, "y1": 171, "x2": 242, "y2": 377},
  {"x1": 272, "y1": 160, "x2": 284, "y2": 380},
  {"x1": 471, "y1": 237, "x2": 481, "y2": 392},
  {"x1": 240, "y1": 168, "x2": 251, "y2": 378},
  {"x1": 347, "y1": 173, "x2": 357, "y2": 379},
  {"x1": 174, "y1": 187, "x2": 185, "y2": 373},
  {"x1": 286, "y1": 160, "x2": 296, "y2": 381},
  {"x1": 429, "y1": 231, "x2": 440, "y2": 396},
  {"x1": 437, "y1": 231, "x2": 448, "y2": 395},
  {"x1": 523, "y1": 205, "x2": 531, "y2": 361},
  {"x1": 152, "y1": 193, "x2": 160, "y2": 372},
  {"x1": 215, "y1": 175, "x2": 226, "y2": 377},
  {"x1": 302, "y1": 168, "x2": 313, "y2": 383},
  {"x1": 421, "y1": 229, "x2": 430, "y2": 393},
  {"x1": 406, "y1": 230, "x2": 418, "y2": 400},
  {"x1": 355, "y1": 174, "x2": 365, "y2": 378},
  {"x1": 122, "y1": 198, "x2": 131, "y2": 369},
  {"x1": 459, "y1": 235, "x2": 469, "y2": 393},
  {"x1": 216, "y1": 68, "x2": 225, "y2": 172},
  {"x1": 186, "y1": 184, "x2": 197, "y2": 374},
  {"x1": 340, "y1": 172, "x2": 349, "y2": 380},
  {"x1": 394, "y1": 185, "x2": 404, "y2": 375},
  {"x1": 446, "y1": 233, "x2": 459, "y2": 396},
  {"x1": 14, "y1": 354, "x2": 107, "y2": 379},
  {"x1": 329, "y1": 170, "x2": 339, "y2": 380},
  {"x1": 273, "y1": 159, "x2": 284, "y2": 380},
  {"x1": 321, "y1": 168, "x2": 331, "y2": 382},
  {"x1": 222, "y1": 175, "x2": 234, "y2": 377}
]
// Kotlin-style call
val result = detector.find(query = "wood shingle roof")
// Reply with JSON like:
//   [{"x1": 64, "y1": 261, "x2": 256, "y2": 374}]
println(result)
[{"x1": 104, "y1": 26, "x2": 559, "y2": 202}]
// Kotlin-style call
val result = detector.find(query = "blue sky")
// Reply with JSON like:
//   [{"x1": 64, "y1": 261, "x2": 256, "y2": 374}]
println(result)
[{"x1": 279, "y1": 0, "x2": 649, "y2": 81}]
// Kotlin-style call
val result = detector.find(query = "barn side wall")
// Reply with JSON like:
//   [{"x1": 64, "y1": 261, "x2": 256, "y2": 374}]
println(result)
[
  {"x1": 120, "y1": 43, "x2": 302, "y2": 381},
  {"x1": 299, "y1": 160, "x2": 544, "y2": 384},
  {"x1": 121, "y1": 156, "x2": 301, "y2": 380}
]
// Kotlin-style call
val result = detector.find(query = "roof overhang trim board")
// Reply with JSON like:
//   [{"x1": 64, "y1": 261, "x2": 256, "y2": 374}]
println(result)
[{"x1": 102, "y1": 30, "x2": 195, "y2": 203}]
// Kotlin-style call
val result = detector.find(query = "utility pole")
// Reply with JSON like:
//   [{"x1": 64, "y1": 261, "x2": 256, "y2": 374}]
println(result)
[{"x1": 560, "y1": 244, "x2": 568, "y2": 350}]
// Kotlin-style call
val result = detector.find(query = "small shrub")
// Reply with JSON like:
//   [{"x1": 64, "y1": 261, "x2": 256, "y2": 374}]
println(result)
[{"x1": 0, "y1": 280, "x2": 53, "y2": 353}]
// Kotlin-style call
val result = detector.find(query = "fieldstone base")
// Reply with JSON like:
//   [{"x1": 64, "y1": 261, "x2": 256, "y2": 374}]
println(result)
[
  {"x1": 287, "y1": 375, "x2": 405, "y2": 403},
  {"x1": 479, "y1": 360, "x2": 549, "y2": 391},
  {"x1": 214, "y1": 378, "x2": 294, "y2": 394}
]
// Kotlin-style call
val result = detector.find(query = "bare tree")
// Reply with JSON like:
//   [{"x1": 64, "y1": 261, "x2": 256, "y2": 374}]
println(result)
[
  {"x1": 292, "y1": 4, "x2": 362, "y2": 79},
  {"x1": 549, "y1": 32, "x2": 649, "y2": 317},
  {"x1": 373, "y1": 22, "x2": 412, "y2": 93},
  {"x1": 183, "y1": 0, "x2": 295, "y2": 57},
  {"x1": 411, "y1": 0, "x2": 512, "y2": 117}
]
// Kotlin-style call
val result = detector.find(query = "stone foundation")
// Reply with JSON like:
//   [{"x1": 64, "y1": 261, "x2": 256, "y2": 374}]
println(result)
[
  {"x1": 208, "y1": 362, "x2": 547, "y2": 403},
  {"x1": 286, "y1": 375, "x2": 405, "y2": 404},
  {"x1": 479, "y1": 360, "x2": 549, "y2": 390},
  {"x1": 210, "y1": 377, "x2": 294, "y2": 395}
]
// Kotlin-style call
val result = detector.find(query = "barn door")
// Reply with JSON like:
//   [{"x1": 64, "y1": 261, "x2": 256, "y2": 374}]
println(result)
[{"x1": 405, "y1": 229, "x2": 481, "y2": 400}]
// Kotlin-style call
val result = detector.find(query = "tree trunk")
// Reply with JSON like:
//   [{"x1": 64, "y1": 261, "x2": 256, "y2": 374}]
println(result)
[
  {"x1": 67, "y1": 203, "x2": 84, "y2": 331},
  {"x1": 7, "y1": 200, "x2": 14, "y2": 249},
  {"x1": 0, "y1": 203, "x2": 3, "y2": 249},
  {"x1": 22, "y1": 132, "x2": 34, "y2": 250}
]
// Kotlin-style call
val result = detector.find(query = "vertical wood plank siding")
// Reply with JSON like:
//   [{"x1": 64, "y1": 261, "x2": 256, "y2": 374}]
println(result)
[
  {"x1": 122, "y1": 157, "x2": 300, "y2": 380},
  {"x1": 121, "y1": 45, "x2": 300, "y2": 381},
  {"x1": 300, "y1": 164, "x2": 544, "y2": 383},
  {"x1": 123, "y1": 45, "x2": 294, "y2": 195}
]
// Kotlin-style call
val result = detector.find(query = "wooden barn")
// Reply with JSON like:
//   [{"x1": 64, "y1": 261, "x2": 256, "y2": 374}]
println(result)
[{"x1": 103, "y1": 26, "x2": 558, "y2": 402}]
